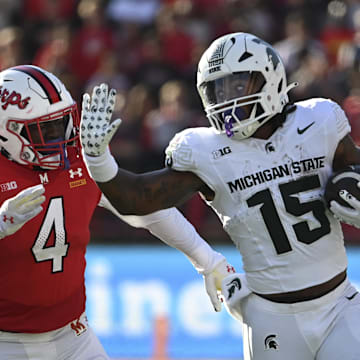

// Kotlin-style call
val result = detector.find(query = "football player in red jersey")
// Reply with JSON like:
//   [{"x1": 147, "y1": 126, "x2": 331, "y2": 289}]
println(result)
[{"x1": 0, "y1": 65, "x2": 235, "y2": 360}]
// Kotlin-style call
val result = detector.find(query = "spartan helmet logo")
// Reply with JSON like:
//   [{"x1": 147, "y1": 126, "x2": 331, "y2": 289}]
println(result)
[
  {"x1": 225, "y1": 277, "x2": 242, "y2": 300},
  {"x1": 264, "y1": 334, "x2": 279, "y2": 350},
  {"x1": 252, "y1": 38, "x2": 280, "y2": 70}
]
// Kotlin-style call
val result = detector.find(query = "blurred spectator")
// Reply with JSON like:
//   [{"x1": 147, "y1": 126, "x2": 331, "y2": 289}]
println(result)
[
  {"x1": 0, "y1": 26, "x2": 23, "y2": 70},
  {"x1": 69, "y1": 0, "x2": 115, "y2": 89},
  {"x1": 32, "y1": 22, "x2": 75, "y2": 92},
  {"x1": 106, "y1": 0, "x2": 160, "y2": 25},
  {"x1": 119, "y1": 84, "x2": 156, "y2": 171},
  {"x1": 230, "y1": 0, "x2": 276, "y2": 41},
  {"x1": 134, "y1": 31, "x2": 178, "y2": 93},
  {"x1": 85, "y1": 50, "x2": 130, "y2": 94},
  {"x1": 319, "y1": 1, "x2": 354, "y2": 66},
  {"x1": 290, "y1": 48, "x2": 337, "y2": 101},
  {"x1": 155, "y1": 6, "x2": 196, "y2": 74},
  {"x1": 23, "y1": 0, "x2": 76, "y2": 21},
  {"x1": 274, "y1": 11, "x2": 325, "y2": 75},
  {"x1": 142, "y1": 80, "x2": 203, "y2": 169},
  {"x1": 0, "y1": 0, "x2": 21, "y2": 29},
  {"x1": 344, "y1": 93, "x2": 360, "y2": 143},
  {"x1": 22, "y1": 0, "x2": 76, "y2": 62}
]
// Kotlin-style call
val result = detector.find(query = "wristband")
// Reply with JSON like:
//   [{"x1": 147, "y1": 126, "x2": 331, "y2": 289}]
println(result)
[{"x1": 82, "y1": 147, "x2": 118, "y2": 182}]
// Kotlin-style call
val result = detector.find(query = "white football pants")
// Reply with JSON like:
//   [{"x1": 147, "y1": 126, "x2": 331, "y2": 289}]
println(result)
[
  {"x1": 240, "y1": 278, "x2": 360, "y2": 360},
  {"x1": 0, "y1": 312, "x2": 109, "y2": 360}
]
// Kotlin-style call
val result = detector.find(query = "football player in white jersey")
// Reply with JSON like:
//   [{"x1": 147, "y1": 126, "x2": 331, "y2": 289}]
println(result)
[{"x1": 81, "y1": 32, "x2": 360, "y2": 359}]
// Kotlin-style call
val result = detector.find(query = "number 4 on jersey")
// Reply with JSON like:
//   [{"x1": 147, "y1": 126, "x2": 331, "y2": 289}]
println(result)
[{"x1": 32, "y1": 197, "x2": 69, "y2": 273}]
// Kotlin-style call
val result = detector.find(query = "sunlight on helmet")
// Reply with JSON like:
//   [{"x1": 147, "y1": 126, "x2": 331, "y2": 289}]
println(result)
[
  {"x1": 0, "y1": 65, "x2": 79, "y2": 169},
  {"x1": 197, "y1": 32, "x2": 297, "y2": 140}
]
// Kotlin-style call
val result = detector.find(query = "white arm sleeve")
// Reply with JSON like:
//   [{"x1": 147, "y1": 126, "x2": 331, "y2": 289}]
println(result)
[{"x1": 98, "y1": 194, "x2": 224, "y2": 273}]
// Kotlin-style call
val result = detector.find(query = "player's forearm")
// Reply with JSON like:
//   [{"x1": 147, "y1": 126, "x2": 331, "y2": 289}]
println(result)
[
  {"x1": 97, "y1": 171, "x2": 155, "y2": 215},
  {"x1": 97, "y1": 168, "x2": 189, "y2": 215},
  {"x1": 83, "y1": 148, "x2": 200, "y2": 215},
  {"x1": 98, "y1": 162, "x2": 202, "y2": 215},
  {"x1": 83, "y1": 149, "x2": 165, "y2": 214},
  {"x1": 141, "y1": 208, "x2": 225, "y2": 273}
]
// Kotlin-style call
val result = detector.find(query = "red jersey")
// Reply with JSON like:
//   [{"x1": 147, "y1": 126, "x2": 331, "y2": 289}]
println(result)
[{"x1": 0, "y1": 149, "x2": 101, "y2": 332}]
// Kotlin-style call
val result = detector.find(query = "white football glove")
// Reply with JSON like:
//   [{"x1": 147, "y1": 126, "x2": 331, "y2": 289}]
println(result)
[
  {"x1": 202, "y1": 258, "x2": 236, "y2": 312},
  {"x1": 330, "y1": 188, "x2": 360, "y2": 228},
  {"x1": 221, "y1": 273, "x2": 251, "y2": 321},
  {"x1": 80, "y1": 83, "x2": 122, "y2": 182},
  {"x1": 80, "y1": 83, "x2": 122, "y2": 157},
  {"x1": 0, "y1": 184, "x2": 45, "y2": 239}
]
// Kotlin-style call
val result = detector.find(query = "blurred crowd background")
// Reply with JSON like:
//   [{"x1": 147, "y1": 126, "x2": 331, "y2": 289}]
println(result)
[{"x1": 2, "y1": 0, "x2": 360, "y2": 245}]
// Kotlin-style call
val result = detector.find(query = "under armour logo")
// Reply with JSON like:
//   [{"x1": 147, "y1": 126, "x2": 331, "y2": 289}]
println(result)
[
  {"x1": 69, "y1": 168, "x2": 83, "y2": 179},
  {"x1": 70, "y1": 319, "x2": 87, "y2": 336},
  {"x1": 226, "y1": 265, "x2": 235, "y2": 273},
  {"x1": 265, "y1": 334, "x2": 279, "y2": 350},
  {"x1": 3, "y1": 215, "x2": 14, "y2": 223}
]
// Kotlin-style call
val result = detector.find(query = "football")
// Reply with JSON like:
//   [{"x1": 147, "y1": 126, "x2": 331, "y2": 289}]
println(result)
[{"x1": 324, "y1": 166, "x2": 360, "y2": 209}]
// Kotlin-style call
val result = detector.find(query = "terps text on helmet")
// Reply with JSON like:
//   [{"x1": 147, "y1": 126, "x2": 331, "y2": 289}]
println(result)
[{"x1": 0, "y1": 86, "x2": 30, "y2": 110}]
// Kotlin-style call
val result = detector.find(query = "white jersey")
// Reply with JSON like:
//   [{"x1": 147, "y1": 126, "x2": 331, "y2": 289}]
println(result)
[{"x1": 165, "y1": 98, "x2": 350, "y2": 294}]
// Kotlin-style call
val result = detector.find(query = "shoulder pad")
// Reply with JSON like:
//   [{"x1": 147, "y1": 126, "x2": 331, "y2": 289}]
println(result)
[{"x1": 165, "y1": 129, "x2": 200, "y2": 171}]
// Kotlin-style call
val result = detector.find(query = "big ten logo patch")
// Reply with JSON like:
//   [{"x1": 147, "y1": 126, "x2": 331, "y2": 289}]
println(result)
[
  {"x1": 0, "y1": 181, "x2": 17, "y2": 192},
  {"x1": 212, "y1": 146, "x2": 232, "y2": 160}
]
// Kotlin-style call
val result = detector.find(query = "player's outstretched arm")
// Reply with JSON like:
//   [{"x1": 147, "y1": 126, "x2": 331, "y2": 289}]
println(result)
[
  {"x1": 99, "y1": 194, "x2": 235, "y2": 311},
  {"x1": 80, "y1": 83, "x2": 209, "y2": 215},
  {"x1": 0, "y1": 184, "x2": 45, "y2": 239}
]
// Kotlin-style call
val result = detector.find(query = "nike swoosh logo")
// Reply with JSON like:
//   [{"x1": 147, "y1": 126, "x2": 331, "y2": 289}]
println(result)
[
  {"x1": 297, "y1": 121, "x2": 315, "y2": 134},
  {"x1": 346, "y1": 292, "x2": 358, "y2": 300}
]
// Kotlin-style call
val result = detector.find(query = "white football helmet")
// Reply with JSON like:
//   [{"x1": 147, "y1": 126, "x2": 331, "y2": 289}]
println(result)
[
  {"x1": 197, "y1": 32, "x2": 297, "y2": 140},
  {"x1": 0, "y1": 65, "x2": 79, "y2": 169}
]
